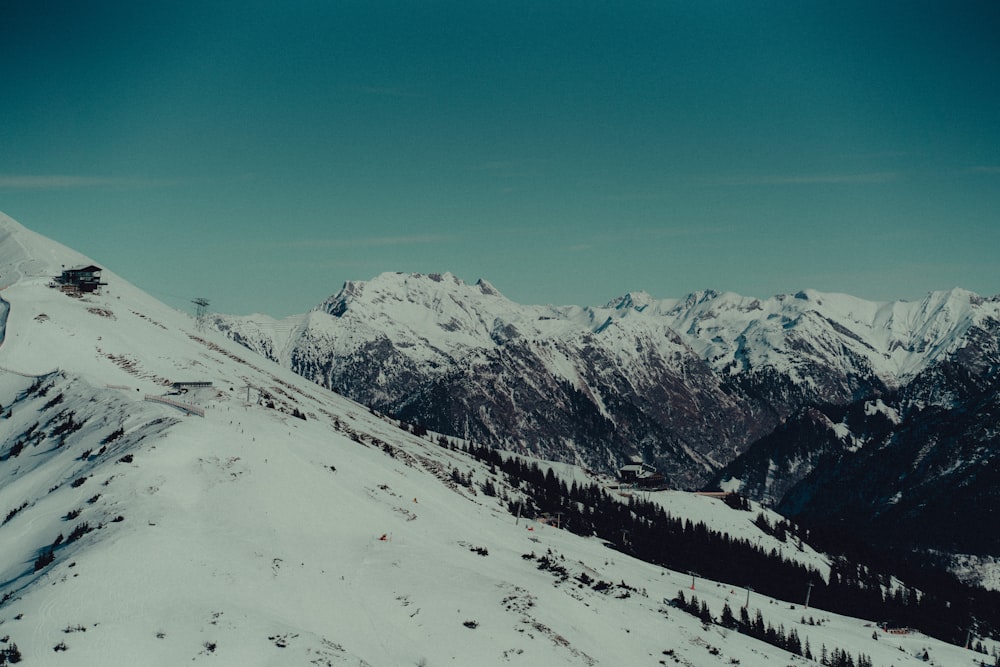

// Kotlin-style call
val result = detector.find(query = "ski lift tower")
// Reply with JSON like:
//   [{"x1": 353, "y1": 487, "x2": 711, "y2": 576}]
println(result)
[{"x1": 192, "y1": 298, "x2": 210, "y2": 331}]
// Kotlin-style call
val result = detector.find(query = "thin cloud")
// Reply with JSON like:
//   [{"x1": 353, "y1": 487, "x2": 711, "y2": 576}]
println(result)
[
  {"x1": 278, "y1": 234, "x2": 455, "y2": 250},
  {"x1": 600, "y1": 192, "x2": 668, "y2": 202},
  {"x1": 359, "y1": 85, "x2": 424, "y2": 98},
  {"x1": 471, "y1": 157, "x2": 553, "y2": 172},
  {"x1": 475, "y1": 160, "x2": 519, "y2": 171},
  {"x1": 839, "y1": 151, "x2": 910, "y2": 160},
  {"x1": 960, "y1": 166, "x2": 1000, "y2": 175},
  {"x1": 703, "y1": 172, "x2": 899, "y2": 186},
  {"x1": 0, "y1": 174, "x2": 175, "y2": 190},
  {"x1": 578, "y1": 224, "x2": 738, "y2": 246},
  {"x1": 643, "y1": 224, "x2": 739, "y2": 238}
]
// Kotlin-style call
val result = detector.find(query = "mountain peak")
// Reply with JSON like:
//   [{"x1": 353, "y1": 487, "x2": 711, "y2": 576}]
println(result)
[
  {"x1": 475, "y1": 277, "x2": 501, "y2": 296},
  {"x1": 930, "y1": 286, "x2": 982, "y2": 305},
  {"x1": 606, "y1": 291, "x2": 654, "y2": 311},
  {"x1": 691, "y1": 288, "x2": 720, "y2": 303}
]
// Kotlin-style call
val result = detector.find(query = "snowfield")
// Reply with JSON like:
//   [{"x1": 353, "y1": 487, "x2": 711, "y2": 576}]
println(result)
[{"x1": 0, "y1": 212, "x2": 994, "y2": 665}]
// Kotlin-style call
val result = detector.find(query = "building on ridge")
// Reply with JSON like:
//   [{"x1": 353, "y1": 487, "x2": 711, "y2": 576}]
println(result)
[
  {"x1": 55, "y1": 265, "x2": 106, "y2": 294},
  {"x1": 618, "y1": 455, "x2": 667, "y2": 490}
]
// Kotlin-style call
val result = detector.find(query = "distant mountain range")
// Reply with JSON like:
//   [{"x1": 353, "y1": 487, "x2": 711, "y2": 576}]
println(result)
[{"x1": 210, "y1": 272, "x2": 1000, "y2": 580}]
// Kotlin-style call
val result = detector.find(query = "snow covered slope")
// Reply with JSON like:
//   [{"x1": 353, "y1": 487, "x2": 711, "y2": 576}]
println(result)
[{"x1": 3, "y1": 213, "x2": 994, "y2": 665}]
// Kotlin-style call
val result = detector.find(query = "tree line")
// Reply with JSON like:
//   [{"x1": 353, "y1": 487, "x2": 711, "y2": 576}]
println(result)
[{"x1": 454, "y1": 440, "x2": 1000, "y2": 647}]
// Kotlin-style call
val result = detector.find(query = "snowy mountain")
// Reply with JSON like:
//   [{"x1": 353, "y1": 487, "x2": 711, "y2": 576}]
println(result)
[
  {"x1": 211, "y1": 273, "x2": 998, "y2": 482},
  {"x1": 3, "y1": 212, "x2": 998, "y2": 665}
]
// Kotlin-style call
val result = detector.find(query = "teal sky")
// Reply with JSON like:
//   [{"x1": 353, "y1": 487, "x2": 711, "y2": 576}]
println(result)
[{"x1": 2, "y1": 1, "x2": 999, "y2": 316}]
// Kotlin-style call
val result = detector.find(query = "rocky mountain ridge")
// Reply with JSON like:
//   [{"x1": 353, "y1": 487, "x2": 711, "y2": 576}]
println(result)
[{"x1": 210, "y1": 272, "x2": 999, "y2": 487}]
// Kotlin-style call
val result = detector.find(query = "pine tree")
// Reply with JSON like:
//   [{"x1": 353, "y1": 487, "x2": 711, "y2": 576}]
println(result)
[
  {"x1": 787, "y1": 627, "x2": 802, "y2": 655},
  {"x1": 753, "y1": 609, "x2": 766, "y2": 638},
  {"x1": 720, "y1": 602, "x2": 736, "y2": 629},
  {"x1": 699, "y1": 600, "x2": 712, "y2": 624},
  {"x1": 765, "y1": 622, "x2": 778, "y2": 645}
]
